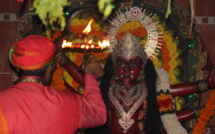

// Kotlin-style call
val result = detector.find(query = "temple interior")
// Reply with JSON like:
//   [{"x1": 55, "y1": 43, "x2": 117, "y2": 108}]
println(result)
[{"x1": 0, "y1": 0, "x2": 215, "y2": 133}]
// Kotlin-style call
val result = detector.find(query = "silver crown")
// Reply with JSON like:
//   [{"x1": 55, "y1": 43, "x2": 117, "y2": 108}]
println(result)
[{"x1": 111, "y1": 31, "x2": 147, "y2": 64}]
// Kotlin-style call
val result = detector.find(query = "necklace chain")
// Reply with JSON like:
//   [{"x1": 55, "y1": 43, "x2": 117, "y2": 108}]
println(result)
[
  {"x1": 108, "y1": 82, "x2": 148, "y2": 132},
  {"x1": 115, "y1": 84, "x2": 142, "y2": 107}
]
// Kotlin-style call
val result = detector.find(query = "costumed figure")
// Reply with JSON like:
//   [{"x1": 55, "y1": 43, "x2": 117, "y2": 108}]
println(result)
[{"x1": 103, "y1": 31, "x2": 163, "y2": 134}]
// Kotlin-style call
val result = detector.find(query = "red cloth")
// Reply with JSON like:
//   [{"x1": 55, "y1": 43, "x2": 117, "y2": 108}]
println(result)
[
  {"x1": 0, "y1": 74, "x2": 107, "y2": 134},
  {"x1": 9, "y1": 35, "x2": 56, "y2": 70}
]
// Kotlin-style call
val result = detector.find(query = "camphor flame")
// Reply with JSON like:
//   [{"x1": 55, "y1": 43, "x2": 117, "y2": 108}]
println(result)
[
  {"x1": 62, "y1": 39, "x2": 72, "y2": 48},
  {"x1": 62, "y1": 18, "x2": 109, "y2": 50},
  {"x1": 98, "y1": 39, "x2": 110, "y2": 49},
  {"x1": 88, "y1": 39, "x2": 93, "y2": 44},
  {"x1": 83, "y1": 19, "x2": 94, "y2": 34}
]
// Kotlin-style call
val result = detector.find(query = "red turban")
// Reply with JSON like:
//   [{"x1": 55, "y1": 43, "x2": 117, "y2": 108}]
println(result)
[{"x1": 9, "y1": 35, "x2": 56, "y2": 70}]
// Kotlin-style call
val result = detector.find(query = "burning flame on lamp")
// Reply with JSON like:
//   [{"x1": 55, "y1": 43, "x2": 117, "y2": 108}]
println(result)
[
  {"x1": 83, "y1": 19, "x2": 93, "y2": 34},
  {"x1": 62, "y1": 40, "x2": 72, "y2": 48},
  {"x1": 62, "y1": 18, "x2": 110, "y2": 50},
  {"x1": 98, "y1": 39, "x2": 110, "y2": 49}
]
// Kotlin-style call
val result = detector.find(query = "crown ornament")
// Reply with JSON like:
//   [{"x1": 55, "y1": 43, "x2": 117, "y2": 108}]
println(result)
[
  {"x1": 111, "y1": 31, "x2": 147, "y2": 64},
  {"x1": 107, "y1": 6, "x2": 163, "y2": 59}
]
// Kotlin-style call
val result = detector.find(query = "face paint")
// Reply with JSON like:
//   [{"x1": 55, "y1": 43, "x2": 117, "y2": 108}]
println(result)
[{"x1": 115, "y1": 56, "x2": 143, "y2": 87}]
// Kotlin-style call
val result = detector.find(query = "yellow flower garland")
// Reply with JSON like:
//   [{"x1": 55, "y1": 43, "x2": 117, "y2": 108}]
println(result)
[{"x1": 163, "y1": 33, "x2": 178, "y2": 84}]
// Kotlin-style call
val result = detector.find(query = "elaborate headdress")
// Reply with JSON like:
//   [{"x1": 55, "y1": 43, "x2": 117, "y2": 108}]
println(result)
[
  {"x1": 111, "y1": 31, "x2": 147, "y2": 65},
  {"x1": 107, "y1": 6, "x2": 163, "y2": 62}
]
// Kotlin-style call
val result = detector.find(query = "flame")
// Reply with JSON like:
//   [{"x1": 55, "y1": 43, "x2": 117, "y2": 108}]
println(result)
[
  {"x1": 98, "y1": 39, "x2": 110, "y2": 49},
  {"x1": 62, "y1": 39, "x2": 72, "y2": 48},
  {"x1": 81, "y1": 45, "x2": 85, "y2": 49},
  {"x1": 83, "y1": 19, "x2": 94, "y2": 34},
  {"x1": 91, "y1": 45, "x2": 95, "y2": 48},
  {"x1": 88, "y1": 39, "x2": 93, "y2": 44},
  {"x1": 86, "y1": 45, "x2": 89, "y2": 49}
]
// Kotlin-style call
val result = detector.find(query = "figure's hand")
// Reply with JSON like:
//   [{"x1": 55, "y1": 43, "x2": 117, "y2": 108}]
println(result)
[
  {"x1": 208, "y1": 69, "x2": 215, "y2": 89},
  {"x1": 84, "y1": 55, "x2": 104, "y2": 79}
]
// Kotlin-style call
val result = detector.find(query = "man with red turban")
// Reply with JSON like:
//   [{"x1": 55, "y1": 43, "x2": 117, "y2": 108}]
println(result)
[{"x1": 0, "y1": 35, "x2": 107, "y2": 134}]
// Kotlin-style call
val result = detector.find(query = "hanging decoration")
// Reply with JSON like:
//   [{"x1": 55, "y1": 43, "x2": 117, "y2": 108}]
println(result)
[
  {"x1": 98, "y1": 0, "x2": 114, "y2": 20},
  {"x1": 156, "y1": 68, "x2": 188, "y2": 134},
  {"x1": 32, "y1": 0, "x2": 70, "y2": 30},
  {"x1": 189, "y1": 0, "x2": 194, "y2": 35},
  {"x1": 165, "y1": 0, "x2": 172, "y2": 18}
]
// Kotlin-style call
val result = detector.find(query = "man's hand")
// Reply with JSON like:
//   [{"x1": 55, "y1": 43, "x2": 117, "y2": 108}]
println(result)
[{"x1": 84, "y1": 55, "x2": 104, "y2": 79}]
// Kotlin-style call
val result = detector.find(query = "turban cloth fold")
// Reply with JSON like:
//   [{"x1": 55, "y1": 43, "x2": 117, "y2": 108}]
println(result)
[{"x1": 9, "y1": 35, "x2": 56, "y2": 70}]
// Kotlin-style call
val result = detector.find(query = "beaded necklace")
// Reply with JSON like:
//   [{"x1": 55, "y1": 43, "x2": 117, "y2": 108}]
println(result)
[
  {"x1": 108, "y1": 82, "x2": 148, "y2": 132},
  {"x1": 115, "y1": 83, "x2": 142, "y2": 107}
]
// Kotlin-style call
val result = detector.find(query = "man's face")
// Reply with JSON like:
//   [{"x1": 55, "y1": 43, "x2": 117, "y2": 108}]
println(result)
[{"x1": 115, "y1": 56, "x2": 143, "y2": 87}]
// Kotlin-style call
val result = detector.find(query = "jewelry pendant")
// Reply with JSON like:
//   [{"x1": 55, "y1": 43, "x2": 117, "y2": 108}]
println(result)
[
  {"x1": 108, "y1": 82, "x2": 148, "y2": 132},
  {"x1": 118, "y1": 114, "x2": 134, "y2": 131}
]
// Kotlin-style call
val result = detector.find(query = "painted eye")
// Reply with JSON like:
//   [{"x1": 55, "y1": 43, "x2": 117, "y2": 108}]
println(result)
[
  {"x1": 129, "y1": 63, "x2": 138, "y2": 67},
  {"x1": 118, "y1": 62, "x2": 126, "y2": 67}
]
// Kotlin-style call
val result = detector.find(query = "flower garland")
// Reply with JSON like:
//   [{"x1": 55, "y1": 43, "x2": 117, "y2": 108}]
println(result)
[
  {"x1": 161, "y1": 41, "x2": 171, "y2": 71},
  {"x1": 156, "y1": 68, "x2": 188, "y2": 134},
  {"x1": 51, "y1": 63, "x2": 66, "y2": 90},
  {"x1": 157, "y1": 90, "x2": 174, "y2": 114},
  {"x1": 192, "y1": 90, "x2": 215, "y2": 134},
  {"x1": 116, "y1": 21, "x2": 147, "y2": 40},
  {"x1": 165, "y1": 33, "x2": 178, "y2": 84},
  {"x1": 161, "y1": 31, "x2": 179, "y2": 84}
]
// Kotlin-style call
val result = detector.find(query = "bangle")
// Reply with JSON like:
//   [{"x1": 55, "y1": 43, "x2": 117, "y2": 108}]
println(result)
[{"x1": 197, "y1": 80, "x2": 208, "y2": 93}]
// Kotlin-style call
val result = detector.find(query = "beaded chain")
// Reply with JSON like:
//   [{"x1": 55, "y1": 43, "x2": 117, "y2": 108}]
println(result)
[{"x1": 108, "y1": 82, "x2": 148, "y2": 132}]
